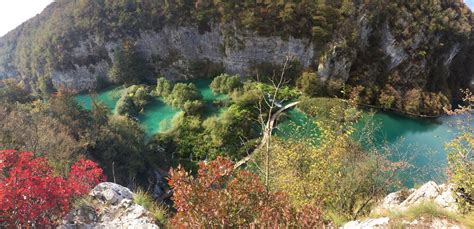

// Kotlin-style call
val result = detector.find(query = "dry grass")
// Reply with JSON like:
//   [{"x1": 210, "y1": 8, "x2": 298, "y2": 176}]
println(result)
[
  {"x1": 133, "y1": 189, "x2": 168, "y2": 225},
  {"x1": 370, "y1": 201, "x2": 474, "y2": 228}
]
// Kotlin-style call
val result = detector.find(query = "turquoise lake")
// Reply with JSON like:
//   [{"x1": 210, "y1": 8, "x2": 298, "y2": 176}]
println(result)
[
  {"x1": 75, "y1": 80, "x2": 471, "y2": 187},
  {"x1": 75, "y1": 79, "x2": 228, "y2": 136},
  {"x1": 277, "y1": 109, "x2": 471, "y2": 187}
]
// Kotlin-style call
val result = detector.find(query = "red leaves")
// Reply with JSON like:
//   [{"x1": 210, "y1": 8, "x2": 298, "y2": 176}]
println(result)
[
  {"x1": 168, "y1": 157, "x2": 324, "y2": 228},
  {"x1": 0, "y1": 150, "x2": 105, "y2": 227},
  {"x1": 68, "y1": 159, "x2": 106, "y2": 196}
]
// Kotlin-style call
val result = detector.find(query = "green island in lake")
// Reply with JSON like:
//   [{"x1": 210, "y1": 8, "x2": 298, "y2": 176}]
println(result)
[{"x1": 75, "y1": 79, "x2": 471, "y2": 188}]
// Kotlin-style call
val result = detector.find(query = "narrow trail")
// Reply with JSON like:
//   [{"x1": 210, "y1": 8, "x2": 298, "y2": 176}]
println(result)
[{"x1": 234, "y1": 101, "x2": 300, "y2": 169}]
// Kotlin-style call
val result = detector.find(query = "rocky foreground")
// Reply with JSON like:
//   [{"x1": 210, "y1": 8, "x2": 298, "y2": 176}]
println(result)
[
  {"x1": 59, "y1": 181, "x2": 466, "y2": 228},
  {"x1": 60, "y1": 182, "x2": 159, "y2": 229},
  {"x1": 343, "y1": 181, "x2": 465, "y2": 228}
]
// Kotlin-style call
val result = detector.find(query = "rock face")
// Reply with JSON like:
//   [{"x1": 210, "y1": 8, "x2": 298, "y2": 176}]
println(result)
[
  {"x1": 60, "y1": 182, "x2": 159, "y2": 229},
  {"x1": 342, "y1": 181, "x2": 462, "y2": 229},
  {"x1": 42, "y1": 25, "x2": 315, "y2": 92},
  {"x1": 135, "y1": 25, "x2": 314, "y2": 81}
]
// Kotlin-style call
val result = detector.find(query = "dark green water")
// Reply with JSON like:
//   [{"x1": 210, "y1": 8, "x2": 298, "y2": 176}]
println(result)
[{"x1": 75, "y1": 81, "x2": 470, "y2": 187}]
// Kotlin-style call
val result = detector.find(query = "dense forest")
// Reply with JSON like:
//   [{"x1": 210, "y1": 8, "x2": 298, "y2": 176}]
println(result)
[
  {"x1": 0, "y1": 0, "x2": 473, "y2": 115},
  {"x1": 0, "y1": 0, "x2": 473, "y2": 227}
]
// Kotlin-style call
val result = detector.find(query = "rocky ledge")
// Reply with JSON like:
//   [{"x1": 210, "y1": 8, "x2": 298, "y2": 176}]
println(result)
[
  {"x1": 59, "y1": 182, "x2": 159, "y2": 229},
  {"x1": 343, "y1": 181, "x2": 463, "y2": 228}
]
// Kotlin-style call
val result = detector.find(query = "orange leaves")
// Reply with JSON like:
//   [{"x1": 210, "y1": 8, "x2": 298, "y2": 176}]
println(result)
[{"x1": 168, "y1": 157, "x2": 324, "y2": 228}]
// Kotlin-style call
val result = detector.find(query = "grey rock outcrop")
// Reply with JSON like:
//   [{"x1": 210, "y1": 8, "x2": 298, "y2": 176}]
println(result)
[
  {"x1": 342, "y1": 181, "x2": 462, "y2": 229},
  {"x1": 375, "y1": 181, "x2": 458, "y2": 213},
  {"x1": 317, "y1": 40, "x2": 355, "y2": 82},
  {"x1": 60, "y1": 182, "x2": 159, "y2": 229},
  {"x1": 51, "y1": 61, "x2": 110, "y2": 92}
]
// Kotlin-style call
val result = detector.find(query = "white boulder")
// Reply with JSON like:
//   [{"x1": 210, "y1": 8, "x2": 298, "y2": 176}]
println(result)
[
  {"x1": 60, "y1": 182, "x2": 159, "y2": 229},
  {"x1": 343, "y1": 181, "x2": 462, "y2": 229},
  {"x1": 375, "y1": 181, "x2": 457, "y2": 213},
  {"x1": 400, "y1": 181, "x2": 441, "y2": 207}
]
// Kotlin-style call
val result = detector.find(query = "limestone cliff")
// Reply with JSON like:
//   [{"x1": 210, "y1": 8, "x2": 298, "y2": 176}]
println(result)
[
  {"x1": 48, "y1": 25, "x2": 314, "y2": 92},
  {"x1": 0, "y1": 0, "x2": 473, "y2": 113}
]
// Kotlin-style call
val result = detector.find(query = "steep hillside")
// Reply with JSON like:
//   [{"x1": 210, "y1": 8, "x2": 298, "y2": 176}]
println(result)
[{"x1": 0, "y1": 0, "x2": 473, "y2": 115}]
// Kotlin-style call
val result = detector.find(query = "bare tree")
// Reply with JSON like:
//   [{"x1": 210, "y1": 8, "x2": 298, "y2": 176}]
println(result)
[{"x1": 233, "y1": 56, "x2": 298, "y2": 189}]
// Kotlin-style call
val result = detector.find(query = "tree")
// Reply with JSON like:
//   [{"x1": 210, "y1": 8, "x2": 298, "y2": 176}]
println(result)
[
  {"x1": 116, "y1": 93, "x2": 138, "y2": 117},
  {"x1": 403, "y1": 88, "x2": 422, "y2": 113},
  {"x1": 210, "y1": 73, "x2": 242, "y2": 94},
  {"x1": 90, "y1": 115, "x2": 147, "y2": 185},
  {"x1": 0, "y1": 150, "x2": 105, "y2": 227},
  {"x1": 168, "y1": 157, "x2": 323, "y2": 228},
  {"x1": 116, "y1": 85, "x2": 151, "y2": 117},
  {"x1": 249, "y1": 100, "x2": 407, "y2": 221},
  {"x1": 155, "y1": 77, "x2": 173, "y2": 97},
  {"x1": 445, "y1": 90, "x2": 473, "y2": 213},
  {"x1": 162, "y1": 112, "x2": 206, "y2": 161},
  {"x1": 378, "y1": 84, "x2": 400, "y2": 109},
  {"x1": 421, "y1": 92, "x2": 450, "y2": 115},
  {"x1": 202, "y1": 105, "x2": 254, "y2": 159},
  {"x1": 0, "y1": 79, "x2": 33, "y2": 103},
  {"x1": 182, "y1": 100, "x2": 204, "y2": 114},
  {"x1": 0, "y1": 98, "x2": 86, "y2": 175},
  {"x1": 109, "y1": 40, "x2": 147, "y2": 85},
  {"x1": 165, "y1": 82, "x2": 203, "y2": 114},
  {"x1": 296, "y1": 71, "x2": 322, "y2": 96}
]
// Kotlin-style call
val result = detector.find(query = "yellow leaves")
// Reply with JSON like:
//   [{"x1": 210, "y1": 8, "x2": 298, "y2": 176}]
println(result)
[
  {"x1": 445, "y1": 91, "x2": 474, "y2": 213},
  {"x1": 263, "y1": 138, "x2": 345, "y2": 209}
]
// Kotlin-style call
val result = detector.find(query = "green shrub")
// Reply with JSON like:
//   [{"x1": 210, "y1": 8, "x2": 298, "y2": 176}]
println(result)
[
  {"x1": 445, "y1": 93, "x2": 473, "y2": 213},
  {"x1": 115, "y1": 85, "x2": 151, "y2": 117},
  {"x1": 210, "y1": 73, "x2": 242, "y2": 94},
  {"x1": 182, "y1": 100, "x2": 204, "y2": 115},
  {"x1": 296, "y1": 71, "x2": 323, "y2": 96},
  {"x1": 109, "y1": 40, "x2": 148, "y2": 85},
  {"x1": 165, "y1": 83, "x2": 203, "y2": 114},
  {"x1": 116, "y1": 94, "x2": 137, "y2": 117},
  {"x1": 155, "y1": 77, "x2": 173, "y2": 97}
]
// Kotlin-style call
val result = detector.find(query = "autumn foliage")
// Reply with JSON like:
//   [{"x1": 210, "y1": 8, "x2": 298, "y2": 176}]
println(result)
[
  {"x1": 0, "y1": 150, "x2": 105, "y2": 227},
  {"x1": 168, "y1": 157, "x2": 323, "y2": 228}
]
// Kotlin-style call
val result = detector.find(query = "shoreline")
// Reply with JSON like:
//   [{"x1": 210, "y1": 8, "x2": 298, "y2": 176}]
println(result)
[{"x1": 356, "y1": 103, "x2": 443, "y2": 119}]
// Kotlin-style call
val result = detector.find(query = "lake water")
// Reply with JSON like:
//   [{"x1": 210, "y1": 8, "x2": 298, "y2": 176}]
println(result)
[
  {"x1": 74, "y1": 86, "x2": 126, "y2": 111},
  {"x1": 276, "y1": 109, "x2": 470, "y2": 187},
  {"x1": 75, "y1": 79, "x2": 227, "y2": 136},
  {"x1": 75, "y1": 80, "x2": 470, "y2": 187}
]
